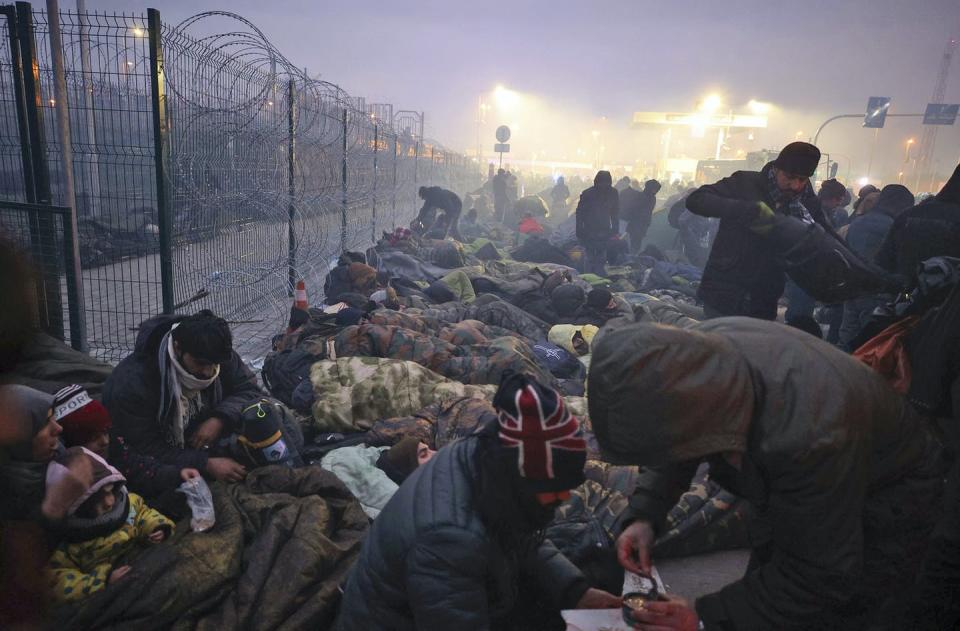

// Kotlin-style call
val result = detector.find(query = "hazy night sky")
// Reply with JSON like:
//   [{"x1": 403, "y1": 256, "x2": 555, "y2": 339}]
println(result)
[{"x1": 89, "y1": 0, "x2": 960, "y2": 186}]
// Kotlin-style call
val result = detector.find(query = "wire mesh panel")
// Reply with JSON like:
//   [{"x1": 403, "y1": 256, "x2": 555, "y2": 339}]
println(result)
[
  {"x1": 0, "y1": 4, "x2": 480, "y2": 363},
  {"x1": 0, "y1": 200, "x2": 78, "y2": 345}
]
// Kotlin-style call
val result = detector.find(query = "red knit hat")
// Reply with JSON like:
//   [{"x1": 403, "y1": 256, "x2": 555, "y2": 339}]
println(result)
[
  {"x1": 492, "y1": 372, "x2": 587, "y2": 493},
  {"x1": 52, "y1": 385, "x2": 111, "y2": 447}
]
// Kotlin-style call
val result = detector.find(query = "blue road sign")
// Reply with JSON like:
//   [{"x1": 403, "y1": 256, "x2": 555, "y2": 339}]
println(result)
[
  {"x1": 923, "y1": 103, "x2": 959, "y2": 125},
  {"x1": 864, "y1": 97, "x2": 891, "y2": 128}
]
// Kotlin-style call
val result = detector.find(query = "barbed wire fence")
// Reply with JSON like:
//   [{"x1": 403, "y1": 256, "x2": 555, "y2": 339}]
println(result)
[{"x1": 0, "y1": 4, "x2": 478, "y2": 363}]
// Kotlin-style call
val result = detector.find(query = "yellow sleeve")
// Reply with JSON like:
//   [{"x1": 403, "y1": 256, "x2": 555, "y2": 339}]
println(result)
[
  {"x1": 47, "y1": 547, "x2": 110, "y2": 603},
  {"x1": 129, "y1": 493, "x2": 175, "y2": 540}
]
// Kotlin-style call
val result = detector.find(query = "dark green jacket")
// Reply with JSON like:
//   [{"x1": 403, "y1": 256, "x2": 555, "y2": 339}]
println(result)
[{"x1": 588, "y1": 318, "x2": 943, "y2": 629}]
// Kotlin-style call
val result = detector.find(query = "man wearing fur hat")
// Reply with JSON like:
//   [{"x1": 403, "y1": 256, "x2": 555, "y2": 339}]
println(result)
[
  {"x1": 337, "y1": 372, "x2": 621, "y2": 630},
  {"x1": 686, "y1": 141, "x2": 837, "y2": 319}
]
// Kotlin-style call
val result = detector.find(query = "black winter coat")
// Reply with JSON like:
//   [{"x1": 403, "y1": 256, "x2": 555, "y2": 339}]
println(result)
[
  {"x1": 575, "y1": 185, "x2": 619, "y2": 242},
  {"x1": 686, "y1": 164, "x2": 830, "y2": 318},
  {"x1": 102, "y1": 315, "x2": 263, "y2": 472},
  {"x1": 336, "y1": 434, "x2": 589, "y2": 631}
]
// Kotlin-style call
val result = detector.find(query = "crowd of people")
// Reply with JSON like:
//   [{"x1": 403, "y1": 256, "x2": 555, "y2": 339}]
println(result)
[{"x1": 1, "y1": 138, "x2": 959, "y2": 630}]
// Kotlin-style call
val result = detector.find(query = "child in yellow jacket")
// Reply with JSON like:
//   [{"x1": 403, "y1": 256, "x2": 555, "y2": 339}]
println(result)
[{"x1": 45, "y1": 446, "x2": 174, "y2": 603}]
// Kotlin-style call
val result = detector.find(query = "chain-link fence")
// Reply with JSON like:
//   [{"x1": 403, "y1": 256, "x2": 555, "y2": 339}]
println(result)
[{"x1": 0, "y1": 4, "x2": 477, "y2": 363}]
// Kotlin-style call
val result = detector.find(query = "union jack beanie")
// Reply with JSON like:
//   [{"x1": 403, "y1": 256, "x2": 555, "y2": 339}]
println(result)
[{"x1": 492, "y1": 372, "x2": 587, "y2": 492}]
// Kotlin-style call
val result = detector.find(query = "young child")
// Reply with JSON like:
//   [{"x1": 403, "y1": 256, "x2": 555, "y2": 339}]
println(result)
[
  {"x1": 52, "y1": 384, "x2": 200, "y2": 497},
  {"x1": 45, "y1": 446, "x2": 175, "y2": 603}
]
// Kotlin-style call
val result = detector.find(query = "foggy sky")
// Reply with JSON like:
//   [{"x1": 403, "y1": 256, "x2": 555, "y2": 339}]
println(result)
[{"x1": 88, "y1": 0, "x2": 960, "y2": 186}]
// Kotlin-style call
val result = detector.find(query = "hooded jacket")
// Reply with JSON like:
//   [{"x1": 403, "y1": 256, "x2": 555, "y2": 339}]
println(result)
[
  {"x1": 875, "y1": 164, "x2": 960, "y2": 281},
  {"x1": 47, "y1": 447, "x2": 174, "y2": 603},
  {"x1": 685, "y1": 163, "x2": 830, "y2": 318},
  {"x1": 336, "y1": 433, "x2": 589, "y2": 630},
  {"x1": 102, "y1": 315, "x2": 263, "y2": 472},
  {"x1": 0, "y1": 386, "x2": 58, "y2": 519},
  {"x1": 575, "y1": 171, "x2": 619, "y2": 242},
  {"x1": 588, "y1": 318, "x2": 943, "y2": 629}
]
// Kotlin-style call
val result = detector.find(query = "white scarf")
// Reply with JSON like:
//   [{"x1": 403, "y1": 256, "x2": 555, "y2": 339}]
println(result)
[{"x1": 165, "y1": 332, "x2": 219, "y2": 446}]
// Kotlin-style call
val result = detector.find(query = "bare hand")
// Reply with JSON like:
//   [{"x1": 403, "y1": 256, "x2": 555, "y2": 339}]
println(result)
[
  {"x1": 627, "y1": 594, "x2": 699, "y2": 631},
  {"x1": 617, "y1": 520, "x2": 656, "y2": 576},
  {"x1": 109, "y1": 565, "x2": 132, "y2": 584},
  {"x1": 148, "y1": 529, "x2": 167, "y2": 544},
  {"x1": 206, "y1": 457, "x2": 247, "y2": 482},
  {"x1": 575, "y1": 587, "x2": 622, "y2": 609},
  {"x1": 189, "y1": 417, "x2": 225, "y2": 449},
  {"x1": 180, "y1": 467, "x2": 201, "y2": 482}
]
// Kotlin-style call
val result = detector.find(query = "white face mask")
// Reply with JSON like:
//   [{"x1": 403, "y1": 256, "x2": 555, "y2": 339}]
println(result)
[{"x1": 167, "y1": 337, "x2": 219, "y2": 392}]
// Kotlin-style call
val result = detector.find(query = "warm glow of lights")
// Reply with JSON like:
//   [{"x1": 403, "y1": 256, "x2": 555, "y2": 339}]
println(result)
[
  {"x1": 747, "y1": 99, "x2": 771, "y2": 114},
  {"x1": 699, "y1": 93, "x2": 722, "y2": 114},
  {"x1": 907, "y1": 138, "x2": 915, "y2": 145},
  {"x1": 130, "y1": 27, "x2": 145, "y2": 37},
  {"x1": 493, "y1": 85, "x2": 520, "y2": 111},
  {"x1": 858, "y1": 177, "x2": 870, "y2": 187}
]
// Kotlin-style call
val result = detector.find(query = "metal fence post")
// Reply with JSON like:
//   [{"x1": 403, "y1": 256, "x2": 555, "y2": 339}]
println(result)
[
  {"x1": 46, "y1": 0, "x2": 87, "y2": 351},
  {"x1": 287, "y1": 78, "x2": 296, "y2": 295},
  {"x1": 413, "y1": 139, "x2": 419, "y2": 213},
  {"x1": 147, "y1": 8, "x2": 174, "y2": 314},
  {"x1": 15, "y1": 1, "x2": 64, "y2": 338},
  {"x1": 391, "y1": 135, "x2": 398, "y2": 229},
  {"x1": 371, "y1": 122, "x2": 378, "y2": 243},
  {"x1": 340, "y1": 107, "x2": 347, "y2": 252}
]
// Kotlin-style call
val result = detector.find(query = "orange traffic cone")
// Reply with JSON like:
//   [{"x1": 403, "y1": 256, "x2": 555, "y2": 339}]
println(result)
[{"x1": 294, "y1": 279, "x2": 309, "y2": 310}]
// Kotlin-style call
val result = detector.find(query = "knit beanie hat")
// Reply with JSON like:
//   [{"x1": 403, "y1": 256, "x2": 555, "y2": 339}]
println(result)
[
  {"x1": 53, "y1": 384, "x2": 111, "y2": 447},
  {"x1": 376, "y1": 436, "x2": 421, "y2": 485},
  {"x1": 773, "y1": 142, "x2": 821, "y2": 178},
  {"x1": 492, "y1": 372, "x2": 586, "y2": 493},
  {"x1": 586, "y1": 288, "x2": 614, "y2": 310},
  {"x1": 551, "y1": 284, "x2": 586, "y2": 317},
  {"x1": 238, "y1": 399, "x2": 294, "y2": 466}
]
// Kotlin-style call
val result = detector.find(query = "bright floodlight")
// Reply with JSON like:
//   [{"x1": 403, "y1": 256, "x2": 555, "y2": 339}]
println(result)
[
  {"x1": 858, "y1": 177, "x2": 870, "y2": 187},
  {"x1": 494, "y1": 85, "x2": 520, "y2": 111},
  {"x1": 748, "y1": 99, "x2": 771, "y2": 114},
  {"x1": 700, "y1": 93, "x2": 722, "y2": 113}
]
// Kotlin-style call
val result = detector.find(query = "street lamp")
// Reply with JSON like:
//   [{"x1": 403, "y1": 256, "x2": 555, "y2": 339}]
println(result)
[
  {"x1": 700, "y1": 93, "x2": 722, "y2": 114},
  {"x1": 904, "y1": 138, "x2": 915, "y2": 163}
]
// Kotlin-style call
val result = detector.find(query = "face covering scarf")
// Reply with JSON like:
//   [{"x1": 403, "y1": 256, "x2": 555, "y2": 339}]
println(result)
[{"x1": 157, "y1": 324, "x2": 220, "y2": 447}]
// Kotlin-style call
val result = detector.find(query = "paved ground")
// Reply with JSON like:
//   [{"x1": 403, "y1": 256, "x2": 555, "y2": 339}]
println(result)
[
  {"x1": 67, "y1": 203, "x2": 407, "y2": 366},
  {"x1": 657, "y1": 549, "x2": 750, "y2": 601}
]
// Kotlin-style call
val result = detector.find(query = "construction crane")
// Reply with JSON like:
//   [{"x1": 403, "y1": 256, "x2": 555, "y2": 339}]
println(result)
[{"x1": 915, "y1": 35, "x2": 958, "y2": 192}]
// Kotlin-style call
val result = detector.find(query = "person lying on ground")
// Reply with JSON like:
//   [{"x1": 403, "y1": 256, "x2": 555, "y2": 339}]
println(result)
[
  {"x1": 588, "y1": 318, "x2": 944, "y2": 630},
  {"x1": 336, "y1": 372, "x2": 621, "y2": 630},
  {"x1": 46, "y1": 447, "x2": 174, "y2": 604},
  {"x1": 103, "y1": 310, "x2": 264, "y2": 484},
  {"x1": 53, "y1": 384, "x2": 200, "y2": 499}
]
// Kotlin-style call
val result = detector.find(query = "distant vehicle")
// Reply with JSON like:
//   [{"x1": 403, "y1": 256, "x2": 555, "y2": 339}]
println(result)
[{"x1": 694, "y1": 150, "x2": 779, "y2": 185}]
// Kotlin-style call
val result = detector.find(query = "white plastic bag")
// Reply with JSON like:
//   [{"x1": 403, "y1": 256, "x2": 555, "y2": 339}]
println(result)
[{"x1": 177, "y1": 476, "x2": 216, "y2": 532}]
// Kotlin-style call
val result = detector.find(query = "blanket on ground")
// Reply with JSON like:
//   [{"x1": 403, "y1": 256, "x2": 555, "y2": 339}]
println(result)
[{"x1": 52, "y1": 465, "x2": 368, "y2": 630}]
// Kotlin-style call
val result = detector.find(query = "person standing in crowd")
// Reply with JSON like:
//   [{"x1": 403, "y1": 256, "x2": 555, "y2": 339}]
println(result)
[
  {"x1": 876, "y1": 163, "x2": 960, "y2": 281},
  {"x1": 412, "y1": 186, "x2": 464, "y2": 241},
  {"x1": 838, "y1": 184, "x2": 915, "y2": 350},
  {"x1": 686, "y1": 141, "x2": 833, "y2": 319},
  {"x1": 336, "y1": 373, "x2": 621, "y2": 630},
  {"x1": 550, "y1": 175, "x2": 571, "y2": 217},
  {"x1": 622, "y1": 179, "x2": 661, "y2": 254},
  {"x1": 615, "y1": 176, "x2": 631, "y2": 193},
  {"x1": 103, "y1": 310, "x2": 262, "y2": 484},
  {"x1": 493, "y1": 168, "x2": 509, "y2": 222},
  {"x1": 819, "y1": 178, "x2": 849, "y2": 229},
  {"x1": 575, "y1": 170, "x2": 619, "y2": 275},
  {"x1": 588, "y1": 319, "x2": 944, "y2": 630}
]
